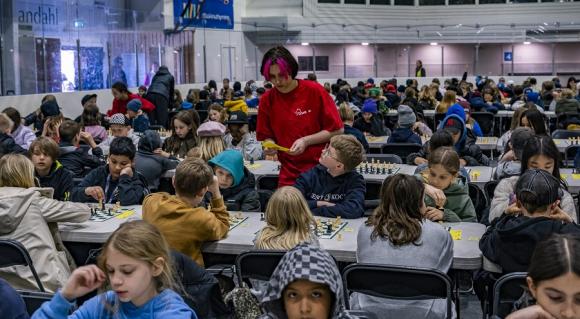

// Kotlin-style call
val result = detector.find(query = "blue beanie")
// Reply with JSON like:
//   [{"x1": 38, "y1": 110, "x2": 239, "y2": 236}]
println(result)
[
  {"x1": 362, "y1": 99, "x2": 378, "y2": 114},
  {"x1": 181, "y1": 101, "x2": 193, "y2": 110},
  {"x1": 526, "y1": 91, "x2": 540, "y2": 104},
  {"x1": 127, "y1": 99, "x2": 142, "y2": 112},
  {"x1": 208, "y1": 150, "x2": 244, "y2": 187}
]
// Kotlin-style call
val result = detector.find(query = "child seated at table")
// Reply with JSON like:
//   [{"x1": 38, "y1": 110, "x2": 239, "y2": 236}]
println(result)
[
  {"x1": 32, "y1": 220, "x2": 196, "y2": 318},
  {"x1": 142, "y1": 157, "x2": 229, "y2": 267},
  {"x1": 353, "y1": 99, "x2": 388, "y2": 137},
  {"x1": 294, "y1": 134, "x2": 365, "y2": 219},
  {"x1": 494, "y1": 127, "x2": 534, "y2": 180},
  {"x1": 30, "y1": 136, "x2": 74, "y2": 201},
  {"x1": 162, "y1": 111, "x2": 198, "y2": 159},
  {"x1": 207, "y1": 149, "x2": 260, "y2": 212},
  {"x1": 339, "y1": 104, "x2": 369, "y2": 152},
  {"x1": 412, "y1": 130, "x2": 471, "y2": 182},
  {"x1": 224, "y1": 111, "x2": 263, "y2": 161},
  {"x1": 134, "y1": 130, "x2": 179, "y2": 191},
  {"x1": 126, "y1": 99, "x2": 150, "y2": 133},
  {"x1": 97, "y1": 113, "x2": 141, "y2": 156},
  {"x1": 416, "y1": 147, "x2": 476, "y2": 222},
  {"x1": 79, "y1": 103, "x2": 107, "y2": 143},
  {"x1": 0, "y1": 154, "x2": 90, "y2": 293},
  {"x1": 504, "y1": 234, "x2": 580, "y2": 319},
  {"x1": 438, "y1": 112, "x2": 490, "y2": 166},
  {"x1": 387, "y1": 105, "x2": 422, "y2": 145},
  {"x1": 258, "y1": 243, "x2": 355, "y2": 319},
  {"x1": 207, "y1": 104, "x2": 227, "y2": 123},
  {"x1": 490, "y1": 135, "x2": 576, "y2": 223},
  {"x1": 352, "y1": 174, "x2": 454, "y2": 319},
  {"x1": 71, "y1": 136, "x2": 149, "y2": 206},
  {"x1": 57, "y1": 119, "x2": 104, "y2": 178},
  {"x1": 481, "y1": 169, "x2": 580, "y2": 274},
  {"x1": 197, "y1": 121, "x2": 226, "y2": 162},
  {"x1": 0, "y1": 113, "x2": 29, "y2": 155}
]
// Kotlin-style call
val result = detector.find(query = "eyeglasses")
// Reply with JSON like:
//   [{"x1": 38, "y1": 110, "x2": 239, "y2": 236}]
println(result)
[{"x1": 321, "y1": 144, "x2": 341, "y2": 162}]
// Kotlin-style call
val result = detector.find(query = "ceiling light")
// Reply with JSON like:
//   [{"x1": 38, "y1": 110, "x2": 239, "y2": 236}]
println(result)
[
  {"x1": 523, "y1": 41, "x2": 531, "y2": 45},
  {"x1": 301, "y1": 42, "x2": 309, "y2": 46},
  {"x1": 361, "y1": 42, "x2": 369, "y2": 46},
  {"x1": 430, "y1": 42, "x2": 438, "y2": 46}
]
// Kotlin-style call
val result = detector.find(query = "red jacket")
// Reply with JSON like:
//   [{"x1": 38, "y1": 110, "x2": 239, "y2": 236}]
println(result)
[{"x1": 107, "y1": 93, "x2": 156, "y2": 116}]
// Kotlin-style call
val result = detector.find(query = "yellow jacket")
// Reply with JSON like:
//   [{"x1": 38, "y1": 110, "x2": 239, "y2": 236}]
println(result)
[
  {"x1": 143, "y1": 192, "x2": 230, "y2": 267},
  {"x1": 224, "y1": 99, "x2": 248, "y2": 114}
]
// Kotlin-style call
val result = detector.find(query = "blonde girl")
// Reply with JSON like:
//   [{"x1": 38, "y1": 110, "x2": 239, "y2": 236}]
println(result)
[
  {"x1": 0, "y1": 154, "x2": 90, "y2": 293},
  {"x1": 197, "y1": 121, "x2": 226, "y2": 162},
  {"x1": 32, "y1": 220, "x2": 196, "y2": 318},
  {"x1": 254, "y1": 186, "x2": 318, "y2": 250},
  {"x1": 436, "y1": 90, "x2": 457, "y2": 114}
]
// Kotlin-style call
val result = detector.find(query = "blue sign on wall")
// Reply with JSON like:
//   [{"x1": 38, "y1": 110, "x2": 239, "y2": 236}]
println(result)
[
  {"x1": 174, "y1": 0, "x2": 234, "y2": 30},
  {"x1": 504, "y1": 52, "x2": 513, "y2": 62}
]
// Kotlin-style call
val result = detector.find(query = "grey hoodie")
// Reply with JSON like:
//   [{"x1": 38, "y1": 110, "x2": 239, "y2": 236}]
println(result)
[
  {"x1": 0, "y1": 187, "x2": 90, "y2": 292},
  {"x1": 259, "y1": 243, "x2": 355, "y2": 319}
]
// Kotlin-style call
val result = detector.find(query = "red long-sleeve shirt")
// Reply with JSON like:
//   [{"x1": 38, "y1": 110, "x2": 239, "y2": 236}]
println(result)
[{"x1": 107, "y1": 93, "x2": 156, "y2": 116}]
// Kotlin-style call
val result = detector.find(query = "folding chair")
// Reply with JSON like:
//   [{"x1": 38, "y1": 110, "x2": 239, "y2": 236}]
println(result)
[
  {"x1": 342, "y1": 263, "x2": 454, "y2": 319},
  {"x1": 471, "y1": 112, "x2": 495, "y2": 136},
  {"x1": 234, "y1": 250, "x2": 286, "y2": 286},
  {"x1": 256, "y1": 175, "x2": 279, "y2": 191},
  {"x1": 256, "y1": 189, "x2": 274, "y2": 212},
  {"x1": 364, "y1": 154, "x2": 403, "y2": 164},
  {"x1": 492, "y1": 272, "x2": 527, "y2": 318},
  {"x1": 0, "y1": 239, "x2": 45, "y2": 292},
  {"x1": 381, "y1": 143, "x2": 422, "y2": 160},
  {"x1": 484, "y1": 180, "x2": 499, "y2": 207},
  {"x1": 18, "y1": 290, "x2": 53, "y2": 315},
  {"x1": 468, "y1": 182, "x2": 488, "y2": 223},
  {"x1": 364, "y1": 180, "x2": 382, "y2": 216},
  {"x1": 564, "y1": 145, "x2": 580, "y2": 168}
]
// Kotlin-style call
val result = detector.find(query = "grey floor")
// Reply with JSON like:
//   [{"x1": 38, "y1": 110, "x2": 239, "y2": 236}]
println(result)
[{"x1": 461, "y1": 291, "x2": 484, "y2": 319}]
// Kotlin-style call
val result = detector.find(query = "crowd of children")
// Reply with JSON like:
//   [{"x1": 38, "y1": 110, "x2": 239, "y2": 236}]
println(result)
[{"x1": 2, "y1": 63, "x2": 580, "y2": 318}]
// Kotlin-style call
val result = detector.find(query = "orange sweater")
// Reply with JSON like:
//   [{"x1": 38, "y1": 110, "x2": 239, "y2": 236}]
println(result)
[{"x1": 142, "y1": 193, "x2": 230, "y2": 267}]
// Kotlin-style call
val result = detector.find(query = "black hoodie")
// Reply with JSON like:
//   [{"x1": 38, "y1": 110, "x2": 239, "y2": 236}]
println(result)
[
  {"x1": 480, "y1": 214, "x2": 580, "y2": 273},
  {"x1": 135, "y1": 130, "x2": 179, "y2": 190},
  {"x1": 36, "y1": 161, "x2": 74, "y2": 201}
]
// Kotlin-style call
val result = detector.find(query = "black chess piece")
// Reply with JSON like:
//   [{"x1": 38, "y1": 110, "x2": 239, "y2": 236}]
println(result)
[
  {"x1": 90, "y1": 208, "x2": 95, "y2": 217},
  {"x1": 260, "y1": 213, "x2": 265, "y2": 221},
  {"x1": 326, "y1": 223, "x2": 332, "y2": 234},
  {"x1": 107, "y1": 208, "x2": 112, "y2": 216},
  {"x1": 382, "y1": 167, "x2": 386, "y2": 174},
  {"x1": 250, "y1": 158, "x2": 255, "y2": 165}
]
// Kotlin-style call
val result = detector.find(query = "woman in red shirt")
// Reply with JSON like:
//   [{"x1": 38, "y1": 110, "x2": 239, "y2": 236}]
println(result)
[
  {"x1": 107, "y1": 82, "x2": 156, "y2": 117},
  {"x1": 257, "y1": 46, "x2": 344, "y2": 187}
]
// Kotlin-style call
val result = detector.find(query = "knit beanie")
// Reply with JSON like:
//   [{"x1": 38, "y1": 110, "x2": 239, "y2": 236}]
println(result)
[
  {"x1": 362, "y1": 99, "x2": 378, "y2": 114},
  {"x1": 397, "y1": 105, "x2": 416, "y2": 128},
  {"x1": 127, "y1": 99, "x2": 142, "y2": 112}
]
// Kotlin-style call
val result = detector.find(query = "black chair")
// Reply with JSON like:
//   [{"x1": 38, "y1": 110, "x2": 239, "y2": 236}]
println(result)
[
  {"x1": 484, "y1": 180, "x2": 499, "y2": 207},
  {"x1": 381, "y1": 143, "x2": 423, "y2": 160},
  {"x1": 256, "y1": 175, "x2": 279, "y2": 191},
  {"x1": 0, "y1": 239, "x2": 45, "y2": 292},
  {"x1": 492, "y1": 272, "x2": 527, "y2": 318},
  {"x1": 551, "y1": 129, "x2": 580, "y2": 139},
  {"x1": 564, "y1": 145, "x2": 580, "y2": 168},
  {"x1": 257, "y1": 189, "x2": 273, "y2": 212},
  {"x1": 342, "y1": 263, "x2": 454, "y2": 319},
  {"x1": 18, "y1": 290, "x2": 54, "y2": 315},
  {"x1": 364, "y1": 180, "x2": 382, "y2": 216},
  {"x1": 468, "y1": 183, "x2": 488, "y2": 223},
  {"x1": 556, "y1": 112, "x2": 580, "y2": 130},
  {"x1": 364, "y1": 154, "x2": 403, "y2": 164},
  {"x1": 471, "y1": 112, "x2": 495, "y2": 136},
  {"x1": 234, "y1": 250, "x2": 286, "y2": 286}
]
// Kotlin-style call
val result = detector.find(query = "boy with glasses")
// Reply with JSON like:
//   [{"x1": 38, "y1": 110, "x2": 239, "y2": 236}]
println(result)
[{"x1": 294, "y1": 134, "x2": 366, "y2": 219}]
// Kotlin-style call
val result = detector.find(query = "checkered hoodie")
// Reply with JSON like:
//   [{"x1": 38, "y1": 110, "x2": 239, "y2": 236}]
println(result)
[{"x1": 258, "y1": 243, "x2": 355, "y2": 319}]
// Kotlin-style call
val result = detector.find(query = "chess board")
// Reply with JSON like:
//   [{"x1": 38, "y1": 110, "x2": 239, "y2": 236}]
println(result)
[
  {"x1": 89, "y1": 205, "x2": 129, "y2": 222},
  {"x1": 229, "y1": 214, "x2": 248, "y2": 230},
  {"x1": 315, "y1": 218, "x2": 348, "y2": 239},
  {"x1": 356, "y1": 161, "x2": 400, "y2": 175}
]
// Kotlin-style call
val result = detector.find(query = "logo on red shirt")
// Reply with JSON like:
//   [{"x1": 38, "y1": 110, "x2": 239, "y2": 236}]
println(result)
[{"x1": 295, "y1": 108, "x2": 312, "y2": 116}]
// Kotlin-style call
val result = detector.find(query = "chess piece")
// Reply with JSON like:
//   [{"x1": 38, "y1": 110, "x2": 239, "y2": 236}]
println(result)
[
  {"x1": 107, "y1": 208, "x2": 112, "y2": 216},
  {"x1": 337, "y1": 233, "x2": 343, "y2": 241},
  {"x1": 326, "y1": 223, "x2": 332, "y2": 234},
  {"x1": 260, "y1": 213, "x2": 265, "y2": 221},
  {"x1": 250, "y1": 158, "x2": 255, "y2": 165}
]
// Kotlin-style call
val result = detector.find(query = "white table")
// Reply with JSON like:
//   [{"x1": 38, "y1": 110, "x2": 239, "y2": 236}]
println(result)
[
  {"x1": 366, "y1": 136, "x2": 389, "y2": 150},
  {"x1": 59, "y1": 208, "x2": 485, "y2": 270},
  {"x1": 476, "y1": 137, "x2": 498, "y2": 151},
  {"x1": 560, "y1": 168, "x2": 580, "y2": 193}
]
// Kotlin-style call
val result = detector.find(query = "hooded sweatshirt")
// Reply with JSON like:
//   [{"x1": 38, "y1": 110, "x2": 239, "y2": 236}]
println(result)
[
  {"x1": 0, "y1": 187, "x2": 90, "y2": 292},
  {"x1": 258, "y1": 243, "x2": 356, "y2": 319},
  {"x1": 480, "y1": 214, "x2": 580, "y2": 273},
  {"x1": 135, "y1": 130, "x2": 179, "y2": 190},
  {"x1": 294, "y1": 164, "x2": 366, "y2": 219},
  {"x1": 36, "y1": 161, "x2": 74, "y2": 201},
  {"x1": 208, "y1": 150, "x2": 260, "y2": 212},
  {"x1": 0, "y1": 132, "x2": 27, "y2": 155},
  {"x1": 387, "y1": 127, "x2": 422, "y2": 144},
  {"x1": 416, "y1": 174, "x2": 477, "y2": 222},
  {"x1": 437, "y1": 112, "x2": 489, "y2": 166},
  {"x1": 353, "y1": 220, "x2": 455, "y2": 319},
  {"x1": 142, "y1": 193, "x2": 229, "y2": 267},
  {"x1": 11, "y1": 124, "x2": 36, "y2": 150},
  {"x1": 32, "y1": 288, "x2": 196, "y2": 319},
  {"x1": 446, "y1": 103, "x2": 483, "y2": 137},
  {"x1": 224, "y1": 99, "x2": 249, "y2": 114},
  {"x1": 555, "y1": 98, "x2": 580, "y2": 115},
  {"x1": 58, "y1": 142, "x2": 104, "y2": 178}
]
